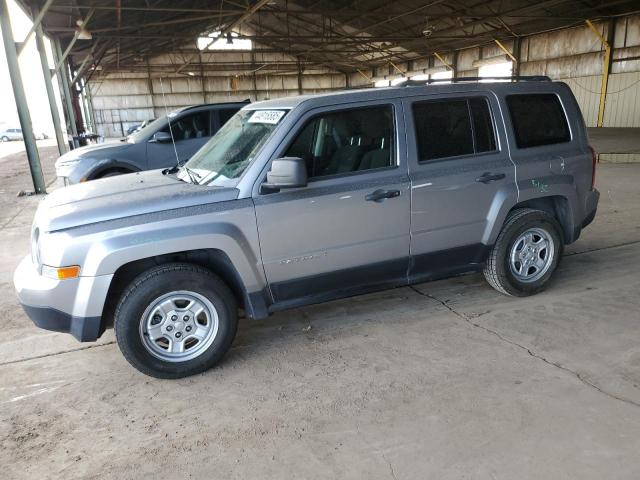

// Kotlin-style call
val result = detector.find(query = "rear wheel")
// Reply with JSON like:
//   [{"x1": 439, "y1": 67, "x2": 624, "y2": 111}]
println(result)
[
  {"x1": 1, "y1": 136, "x2": 8, "y2": 142},
  {"x1": 483, "y1": 208, "x2": 563, "y2": 296},
  {"x1": 114, "y1": 263, "x2": 238, "y2": 378}
]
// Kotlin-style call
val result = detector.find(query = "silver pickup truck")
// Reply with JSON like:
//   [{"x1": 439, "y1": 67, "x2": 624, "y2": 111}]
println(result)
[{"x1": 14, "y1": 78, "x2": 599, "y2": 378}]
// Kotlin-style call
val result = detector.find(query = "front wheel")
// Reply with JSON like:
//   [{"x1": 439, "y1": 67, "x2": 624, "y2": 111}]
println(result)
[
  {"x1": 484, "y1": 208, "x2": 563, "y2": 296},
  {"x1": 114, "y1": 263, "x2": 238, "y2": 378},
  {"x1": 1, "y1": 136, "x2": 8, "y2": 142}
]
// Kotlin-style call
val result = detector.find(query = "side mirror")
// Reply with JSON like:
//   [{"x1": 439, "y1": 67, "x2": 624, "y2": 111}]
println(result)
[
  {"x1": 151, "y1": 131, "x2": 172, "y2": 143},
  {"x1": 262, "y1": 157, "x2": 307, "y2": 191}
]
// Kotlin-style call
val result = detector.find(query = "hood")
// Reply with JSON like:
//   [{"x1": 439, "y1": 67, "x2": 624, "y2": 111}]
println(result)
[
  {"x1": 36, "y1": 170, "x2": 239, "y2": 232},
  {"x1": 55, "y1": 141, "x2": 132, "y2": 165}
]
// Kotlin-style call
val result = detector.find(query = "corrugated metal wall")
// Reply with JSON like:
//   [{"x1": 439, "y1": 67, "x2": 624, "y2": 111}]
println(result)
[
  {"x1": 89, "y1": 49, "x2": 347, "y2": 137},
  {"x1": 519, "y1": 15, "x2": 640, "y2": 127},
  {"x1": 89, "y1": 14, "x2": 640, "y2": 137}
]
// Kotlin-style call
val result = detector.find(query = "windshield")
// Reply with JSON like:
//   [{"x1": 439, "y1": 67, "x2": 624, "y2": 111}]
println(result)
[
  {"x1": 127, "y1": 115, "x2": 171, "y2": 143},
  {"x1": 179, "y1": 109, "x2": 287, "y2": 187}
]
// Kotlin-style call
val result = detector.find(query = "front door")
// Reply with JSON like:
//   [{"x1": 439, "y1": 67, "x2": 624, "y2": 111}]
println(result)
[
  {"x1": 253, "y1": 102, "x2": 411, "y2": 306},
  {"x1": 146, "y1": 110, "x2": 212, "y2": 169},
  {"x1": 403, "y1": 93, "x2": 516, "y2": 281}
]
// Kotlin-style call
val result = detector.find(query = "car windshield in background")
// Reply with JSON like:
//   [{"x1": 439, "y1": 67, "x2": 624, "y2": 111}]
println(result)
[
  {"x1": 181, "y1": 109, "x2": 288, "y2": 187},
  {"x1": 128, "y1": 116, "x2": 169, "y2": 143}
]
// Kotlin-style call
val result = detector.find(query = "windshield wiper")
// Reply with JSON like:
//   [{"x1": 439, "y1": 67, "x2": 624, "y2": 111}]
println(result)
[{"x1": 182, "y1": 165, "x2": 202, "y2": 184}]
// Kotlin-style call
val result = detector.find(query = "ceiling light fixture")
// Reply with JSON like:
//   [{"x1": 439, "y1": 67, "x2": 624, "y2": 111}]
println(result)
[{"x1": 76, "y1": 19, "x2": 92, "y2": 40}]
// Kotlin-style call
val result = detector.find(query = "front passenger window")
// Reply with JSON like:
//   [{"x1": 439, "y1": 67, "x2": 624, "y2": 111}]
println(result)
[
  {"x1": 284, "y1": 106, "x2": 395, "y2": 179},
  {"x1": 162, "y1": 111, "x2": 210, "y2": 141}
]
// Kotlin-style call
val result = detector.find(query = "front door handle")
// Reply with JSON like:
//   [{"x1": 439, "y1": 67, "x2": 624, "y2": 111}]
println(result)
[
  {"x1": 365, "y1": 189, "x2": 401, "y2": 202},
  {"x1": 475, "y1": 172, "x2": 506, "y2": 184}
]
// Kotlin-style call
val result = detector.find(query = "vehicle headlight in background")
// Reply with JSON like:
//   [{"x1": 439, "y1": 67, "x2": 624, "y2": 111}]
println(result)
[
  {"x1": 41, "y1": 265, "x2": 81, "y2": 280},
  {"x1": 57, "y1": 158, "x2": 81, "y2": 168},
  {"x1": 31, "y1": 227, "x2": 40, "y2": 267}
]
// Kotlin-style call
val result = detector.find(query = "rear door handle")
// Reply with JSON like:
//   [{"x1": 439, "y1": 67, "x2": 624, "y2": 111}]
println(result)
[
  {"x1": 475, "y1": 172, "x2": 506, "y2": 184},
  {"x1": 365, "y1": 189, "x2": 401, "y2": 202}
]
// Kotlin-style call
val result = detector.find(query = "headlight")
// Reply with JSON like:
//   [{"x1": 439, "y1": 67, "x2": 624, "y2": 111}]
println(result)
[
  {"x1": 57, "y1": 158, "x2": 81, "y2": 167},
  {"x1": 31, "y1": 227, "x2": 40, "y2": 267}
]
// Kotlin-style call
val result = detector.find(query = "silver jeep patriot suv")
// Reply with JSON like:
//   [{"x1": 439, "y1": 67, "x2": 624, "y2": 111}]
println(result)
[{"x1": 14, "y1": 77, "x2": 599, "y2": 378}]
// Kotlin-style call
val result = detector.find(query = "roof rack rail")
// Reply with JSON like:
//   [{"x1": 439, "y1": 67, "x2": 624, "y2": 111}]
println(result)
[{"x1": 403, "y1": 75, "x2": 551, "y2": 86}]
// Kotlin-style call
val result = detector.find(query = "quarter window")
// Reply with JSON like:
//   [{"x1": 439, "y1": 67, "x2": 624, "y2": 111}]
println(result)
[
  {"x1": 413, "y1": 97, "x2": 497, "y2": 162},
  {"x1": 507, "y1": 94, "x2": 570, "y2": 148},
  {"x1": 284, "y1": 105, "x2": 395, "y2": 179}
]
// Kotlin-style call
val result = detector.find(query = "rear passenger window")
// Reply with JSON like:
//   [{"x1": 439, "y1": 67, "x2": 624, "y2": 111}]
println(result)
[
  {"x1": 284, "y1": 105, "x2": 395, "y2": 179},
  {"x1": 218, "y1": 109, "x2": 237, "y2": 126},
  {"x1": 507, "y1": 94, "x2": 570, "y2": 148},
  {"x1": 413, "y1": 97, "x2": 497, "y2": 162}
]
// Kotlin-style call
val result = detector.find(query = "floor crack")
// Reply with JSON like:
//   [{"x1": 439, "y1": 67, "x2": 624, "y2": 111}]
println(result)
[
  {"x1": 0, "y1": 341, "x2": 115, "y2": 367},
  {"x1": 565, "y1": 238, "x2": 640, "y2": 256},
  {"x1": 382, "y1": 453, "x2": 398, "y2": 480},
  {"x1": 409, "y1": 285, "x2": 640, "y2": 409}
]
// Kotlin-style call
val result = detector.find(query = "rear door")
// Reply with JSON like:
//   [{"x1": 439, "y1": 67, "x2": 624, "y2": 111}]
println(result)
[
  {"x1": 502, "y1": 89, "x2": 592, "y2": 220},
  {"x1": 403, "y1": 92, "x2": 516, "y2": 281},
  {"x1": 146, "y1": 110, "x2": 212, "y2": 169},
  {"x1": 253, "y1": 101, "x2": 411, "y2": 306}
]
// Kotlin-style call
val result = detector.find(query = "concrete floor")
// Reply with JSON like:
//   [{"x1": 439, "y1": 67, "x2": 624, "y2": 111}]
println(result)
[
  {"x1": 1, "y1": 143, "x2": 640, "y2": 479},
  {"x1": 587, "y1": 127, "x2": 640, "y2": 154}
]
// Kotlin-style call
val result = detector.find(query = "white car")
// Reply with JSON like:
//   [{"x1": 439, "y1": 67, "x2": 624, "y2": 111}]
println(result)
[{"x1": 0, "y1": 127, "x2": 23, "y2": 141}]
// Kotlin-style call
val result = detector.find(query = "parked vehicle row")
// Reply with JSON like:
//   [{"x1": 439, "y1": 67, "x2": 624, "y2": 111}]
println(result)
[
  {"x1": 15, "y1": 79, "x2": 599, "y2": 378},
  {"x1": 1, "y1": 127, "x2": 48, "y2": 141},
  {"x1": 54, "y1": 101, "x2": 248, "y2": 185}
]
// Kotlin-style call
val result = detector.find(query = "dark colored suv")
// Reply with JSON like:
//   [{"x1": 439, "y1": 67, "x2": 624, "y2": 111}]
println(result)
[{"x1": 54, "y1": 101, "x2": 248, "y2": 184}]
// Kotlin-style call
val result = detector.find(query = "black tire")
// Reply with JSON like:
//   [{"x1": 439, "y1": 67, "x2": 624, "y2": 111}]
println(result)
[
  {"x1": 96, "y1": 169, "x2": 128, "y2": 179},
  {"x1": 114, "y1": 263, "x2": 238, "y2": 379},
  {"x1": 1, "y1": 136, "x2": 8, "y2": 142},
  {"x1": 483, "y1": 208, "x2": 564, "y2": 297}
]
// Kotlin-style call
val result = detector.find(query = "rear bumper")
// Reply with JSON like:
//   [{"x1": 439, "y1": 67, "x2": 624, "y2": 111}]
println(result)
[
  {"x1": 582, "y1": 188, "x2": 599, "y2": 228},
  {"x1": 13, "y1": 255, "x2": 113, "y2": 342}
]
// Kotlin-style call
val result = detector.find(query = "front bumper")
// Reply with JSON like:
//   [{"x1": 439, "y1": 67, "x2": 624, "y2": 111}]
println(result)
[
  {"x1": 13, "y1": 255, "x2": 113, "y2": 342},
  {"x1": 20, "y1": 304, "x2": 102, "y2": 342}
]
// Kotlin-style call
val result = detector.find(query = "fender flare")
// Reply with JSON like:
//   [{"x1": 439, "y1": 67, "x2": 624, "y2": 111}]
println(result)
[
  {"x1": 483, "y1": 175, "x2": 578, "y2": 245},
  {"x1": 87, "y1": 159, "x2": 141, "y2": 179},
  {"x1": 81, "y1": 221, "x2": 267, "y2": 298}
]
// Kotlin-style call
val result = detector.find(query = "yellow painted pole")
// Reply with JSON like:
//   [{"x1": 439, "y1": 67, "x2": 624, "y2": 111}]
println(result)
[
  {"x1": 357, "y1": 69, "x2": 372, "y2": 83},
  {"x1": 585, "y1": 20, "x2": 611, "y2": 127},
  {"x1": 494, "y1": 39, "x2": 517, "y2": 64},
  {"x1": 434, "y1": 52, "x2": 453, "y2": 70},
  {"x1": 389, "y1": 61, "x2": 405, "y2": 76}
]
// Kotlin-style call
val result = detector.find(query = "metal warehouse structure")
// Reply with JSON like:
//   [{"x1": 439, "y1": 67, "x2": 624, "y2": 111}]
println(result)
[{"x1": 2, "y1": 0, "x2": 640, "y2": 191}]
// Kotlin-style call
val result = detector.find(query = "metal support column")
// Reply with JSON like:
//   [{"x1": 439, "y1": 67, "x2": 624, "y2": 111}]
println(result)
[
  {"x1": 586, "y1": 20, "x2": 613, "y2": 128},
  {"x1": 512, "y1": 38, "x2": 522, "y2": 77},
  {"x1": 452, "y1": 51, "x2": 459, "y2": 78},
  {"x1": 53, "y1": 38, "x2": 79, "y2": 146},
  {"x1": 83, "y1": 78, "x2": 97, "y2": 132},
  {"x1": 0, "y1": 0, "x2": 46, "y2": 193},
  {"x1": 33, "y1": 8, "x2": 66, "y2": 155},
  {"x1": 297, "y1": 59, "x2": 303, "y2": 95},
  {"x1": 146, "y1": 59, "x2": 157, "y2": 117},
  {"x1": 80, "y1": 84, "x2": 90, "y2": 131}
]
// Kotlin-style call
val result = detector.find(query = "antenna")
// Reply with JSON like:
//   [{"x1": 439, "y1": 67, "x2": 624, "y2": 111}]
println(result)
[{"x1": 158, "y1": 76, "x2": 180, "y2": 167}]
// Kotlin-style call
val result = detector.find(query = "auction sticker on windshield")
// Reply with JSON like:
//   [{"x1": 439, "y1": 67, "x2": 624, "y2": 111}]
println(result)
[{"x1": 248, "y1": 110, "x2": 286, "y2": 124}]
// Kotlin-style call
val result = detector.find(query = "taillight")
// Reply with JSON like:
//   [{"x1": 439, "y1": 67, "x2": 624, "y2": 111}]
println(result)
[{"x1": 588, "y1": 145, "x2": 597, "y2": 189}]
